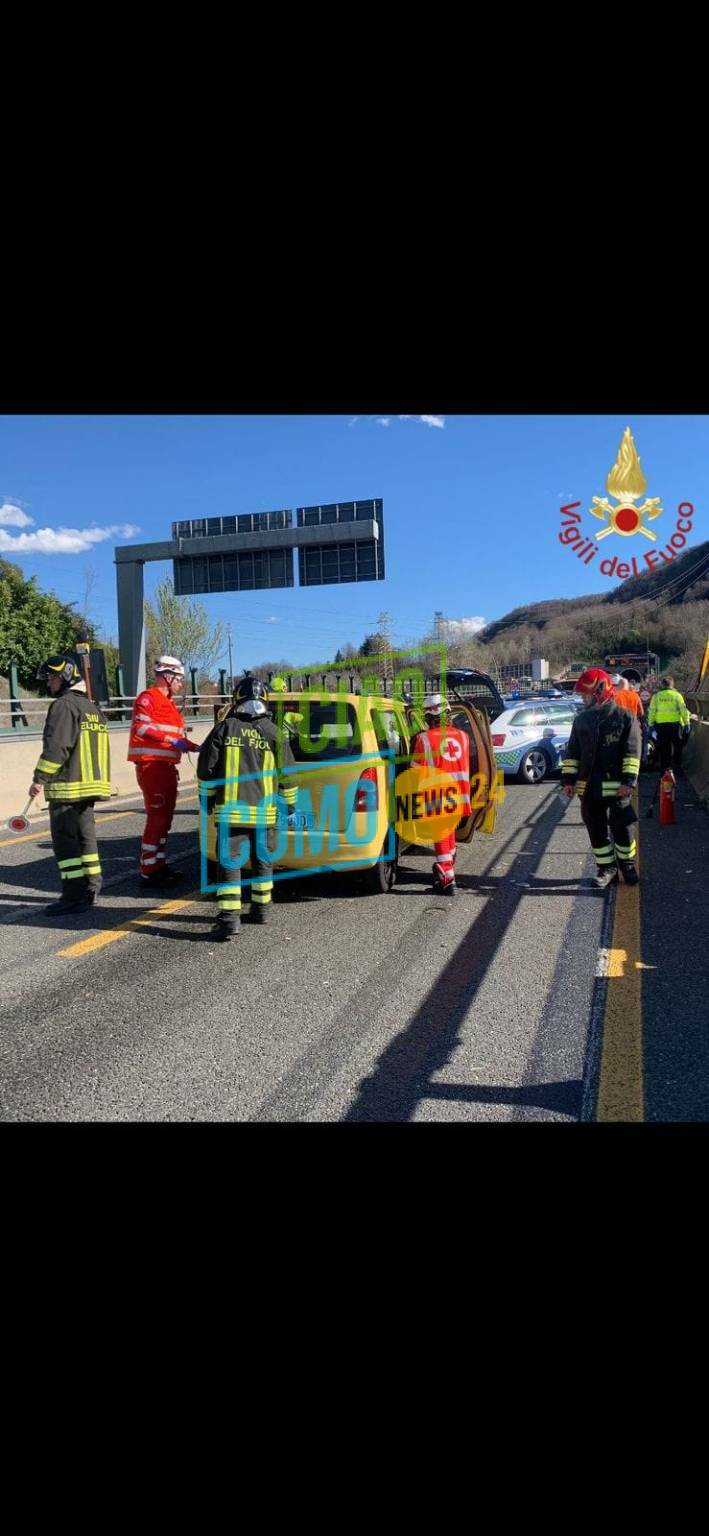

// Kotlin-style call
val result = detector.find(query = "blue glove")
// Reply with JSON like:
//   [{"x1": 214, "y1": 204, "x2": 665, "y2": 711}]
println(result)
[{"x1": 175, "y1": 738, "x2": 198, "y2": 752}]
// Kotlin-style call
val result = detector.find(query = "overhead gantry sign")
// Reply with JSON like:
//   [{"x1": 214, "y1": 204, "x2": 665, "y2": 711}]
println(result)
[{"x1": 115, "y1": 499, "x2": 385, "y2": 696}]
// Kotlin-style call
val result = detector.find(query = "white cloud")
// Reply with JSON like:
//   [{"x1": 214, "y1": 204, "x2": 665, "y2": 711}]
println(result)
[
  {"x1": 352, "y1": 414, "x2": 446, "y2": 429},
  {"x1": 398, "y1": 414, "x2": 445, "y2": 429},
  {"x1": 0, "y1": 523, "x2": 140, "y2": 555},
  {"x1": 0, "y1": 502, "x2": 34, "y2": 528},
  {"x1": 266, "y1": 616, "x2": 280, "y2": 624},
  {"x1": 439, "y1": 615, "x2": 487, "y2": 637}
]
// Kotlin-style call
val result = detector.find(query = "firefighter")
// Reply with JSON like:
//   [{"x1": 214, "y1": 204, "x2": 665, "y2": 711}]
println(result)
[
  {"x1": 197, "y1": 673, "x2": 299, "y2": 940},
  {"x1": 128, "y1": 655, "x2": 201, "y2": 886},
  {"x1": 647, "y1": 675, "x2": 691, "y2": 776},
  {"x1": 30, "y1": 654, "x2": 111, "y2": 914},
  {"x1": 560, "y1": 668, "x2": 642, "y2": 889},
  {"x1": 411, "y1": 693, "x2": 471, "y2": 896}
]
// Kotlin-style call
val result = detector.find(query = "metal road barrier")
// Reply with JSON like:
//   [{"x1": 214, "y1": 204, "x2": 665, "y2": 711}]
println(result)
[{"x1": 0, "y1": 694, "x2": 231, "y2": 735}]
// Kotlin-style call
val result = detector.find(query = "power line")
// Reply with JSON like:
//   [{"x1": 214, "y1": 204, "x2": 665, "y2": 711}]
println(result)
[{"x1": 644, "y1": 549, "x2": 709, "y2": 608}]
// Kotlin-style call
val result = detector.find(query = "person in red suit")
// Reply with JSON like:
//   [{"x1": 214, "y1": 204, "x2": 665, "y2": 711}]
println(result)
[
  {"x1": 128, "y1": 656, "x2": 200, "y2": 886},
  {"x1": 410, "y1": 693, "x2": 471, "y2": 896}
]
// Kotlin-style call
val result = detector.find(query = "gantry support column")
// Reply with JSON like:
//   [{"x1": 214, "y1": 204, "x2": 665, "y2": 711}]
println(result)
[{"x1": 116, "y1": 558, "x2": 146, "y2": 698}]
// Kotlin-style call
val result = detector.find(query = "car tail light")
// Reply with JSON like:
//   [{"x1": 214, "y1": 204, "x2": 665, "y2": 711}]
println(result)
[
  {"x1": 492, "y1": 733, "x2": 506, "y2": 746},
  {"x1": 354, "y1": 766, "x2": 378, "y2": 812}
]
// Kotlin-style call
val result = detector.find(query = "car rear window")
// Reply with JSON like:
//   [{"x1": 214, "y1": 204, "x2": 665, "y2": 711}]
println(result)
[{"x1": 288, "y1": 702, "x2": 361, "y2": 761}]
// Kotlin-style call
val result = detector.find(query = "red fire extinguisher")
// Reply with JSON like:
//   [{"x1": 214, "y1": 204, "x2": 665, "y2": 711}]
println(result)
[{"x1": 659, "y1": 769, "x2": 676, "y2": 826}]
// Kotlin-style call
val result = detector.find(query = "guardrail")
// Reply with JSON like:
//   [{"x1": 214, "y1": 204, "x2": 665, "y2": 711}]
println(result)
[
  {"x1": 3, "y1": 677, "x2": 481, "y2": 730},
  {"x1": 0, "y1": 693, "x2": 231, "y2": 731}
]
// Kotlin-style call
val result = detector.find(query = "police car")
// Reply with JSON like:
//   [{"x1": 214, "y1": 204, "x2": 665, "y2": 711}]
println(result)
[{"x1": 491, "y1": 698, "x2": 580, "y2": 784}]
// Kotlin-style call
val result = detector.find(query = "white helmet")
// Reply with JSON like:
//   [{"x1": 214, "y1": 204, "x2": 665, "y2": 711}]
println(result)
[
  {"x1": 155, "y1": 655, "x2": 185, "y2": 679},
  {"x1": 610, "y1": 674, "x2": 624, "y2": 686},
  {"x1": 423, "y1": 692, "x2": 447, "y2": 716}
]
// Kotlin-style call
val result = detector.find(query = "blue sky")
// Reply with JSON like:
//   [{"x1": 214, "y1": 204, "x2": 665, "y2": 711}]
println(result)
[{"x1": 1, "y1": 414, "x2": 706, "y2": 672}]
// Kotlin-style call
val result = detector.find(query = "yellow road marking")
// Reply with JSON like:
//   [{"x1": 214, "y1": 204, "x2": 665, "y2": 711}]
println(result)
[
  {"x1": 596, "y1": 802, "x2": 644, "y2": 1122},
  {"x1": 0, "y1": 793, "x2": 197, "y2": 849},
  {"x1": 57, "y1": 892, "x2": 200, "y2": 959}
]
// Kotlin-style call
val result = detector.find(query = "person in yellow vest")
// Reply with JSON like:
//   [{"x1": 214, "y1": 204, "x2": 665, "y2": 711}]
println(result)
[
  {"x1": 647, "y1": 675, "x2": 691, "y2": 776},
  {"x1": 30, "y1": 654, "x2": 111, "y2": 914}
]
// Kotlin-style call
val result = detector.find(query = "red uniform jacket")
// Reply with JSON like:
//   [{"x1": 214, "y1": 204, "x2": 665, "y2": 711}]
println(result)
[
  {"x1": 411, "y1": 725, "x2": 472, "y2": 816},
  {"x1": 128, "y1": 687, "x2": 187, "y2": 765}
]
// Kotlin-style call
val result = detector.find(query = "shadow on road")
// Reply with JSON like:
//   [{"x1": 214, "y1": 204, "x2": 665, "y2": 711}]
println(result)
[
  {"x1": 344, "y1": 793, "x2": 587, "y2": 1123},
  {"x1": 423, "y1": 1080, "x2": 584, "y2": 1114}
]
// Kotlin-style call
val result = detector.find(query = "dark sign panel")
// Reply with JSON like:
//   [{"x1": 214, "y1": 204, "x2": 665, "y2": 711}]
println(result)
[
  {"x1": 296, "y1": 498, "x2": 383, "y2": 528},
  {"x1": 172, "y1": 511, "x2": 292, "y2": 539},
  {"x1": 174, "y1": 548, "x2": 295, "y2": 595},
  {"x1": 298, "y1": 539, "x2": 381, "y2": 585}
]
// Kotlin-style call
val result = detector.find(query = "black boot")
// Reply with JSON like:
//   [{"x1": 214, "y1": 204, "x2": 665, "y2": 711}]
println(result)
[
  {"x1": 251, "y1": 903, "x2": 271, "y2": 924},
  {"x1": 210, "y1": 917, "x2": 241, "y2": 941},
  {"x1": 618, "y1": 861, "x2": 639, "y2": 885},
  {"x1": 44, "y1": 894, "x2": 93, "y2": 914},
  {"x1": 140, "y1": 866, "x2": 183, "y2": 889}
]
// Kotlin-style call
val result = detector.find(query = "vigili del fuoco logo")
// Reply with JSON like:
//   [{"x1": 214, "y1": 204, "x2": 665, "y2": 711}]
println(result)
[{"x1": 558, "y1": 426, "x2": 695, "y2": 581}]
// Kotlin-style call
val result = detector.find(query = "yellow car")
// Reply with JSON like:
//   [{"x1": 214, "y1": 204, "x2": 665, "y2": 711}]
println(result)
[{"x1": 200, "y1": 689, "x2": 503, "y2": 895}]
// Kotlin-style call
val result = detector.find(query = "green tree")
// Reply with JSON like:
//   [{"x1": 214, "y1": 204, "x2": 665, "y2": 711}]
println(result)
[
  {"x1": 0, "y1": 558, "x2": 95, "y2": 687},
  {"x1": 144, "y1": 578, "x2": 225, "y2": 678},
  {"x1": 360, "y1": 631, "x2": 386, "y2": 657}
]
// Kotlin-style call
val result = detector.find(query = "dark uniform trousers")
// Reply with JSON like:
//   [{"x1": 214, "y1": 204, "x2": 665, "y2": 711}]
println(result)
[
  {"x1": 655, "y1": 723, "x2": 683, "y2": 774},
  {"x1": 581, "y1": 794, "x2": 636, "y2": 867},
  {"x1": 49, "y1": 800, "x2": 102, "y2": 897},
  {"x1": 216, "y1": 824, "x2": 276, "y2": 922}
]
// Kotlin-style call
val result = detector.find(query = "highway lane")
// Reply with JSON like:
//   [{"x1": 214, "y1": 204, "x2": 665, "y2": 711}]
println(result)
[{"x1": 0, "y1": 780, "x2": 611, "y2": 1121}]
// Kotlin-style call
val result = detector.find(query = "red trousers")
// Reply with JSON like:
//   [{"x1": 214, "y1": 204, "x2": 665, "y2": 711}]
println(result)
[
  {"x1": 135, "y1": 762, "x2": 179, "y2": 875},
  {"x1": 432, "y1": 831, "x2": 457, "y2": 887}
]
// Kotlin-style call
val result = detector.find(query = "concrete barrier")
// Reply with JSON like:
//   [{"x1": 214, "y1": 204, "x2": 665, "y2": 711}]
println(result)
[
  {"x1": 684, "y1": 719, "x2": 709, "y2": 807},
  {"x1": 0, "y1": 723, "x2": 212, "y2": 825}
]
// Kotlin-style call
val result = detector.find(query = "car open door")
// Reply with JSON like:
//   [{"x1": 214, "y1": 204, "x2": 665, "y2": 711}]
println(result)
[{"x1": 449, "y1": 698, "x2": 504, "y2": 841}]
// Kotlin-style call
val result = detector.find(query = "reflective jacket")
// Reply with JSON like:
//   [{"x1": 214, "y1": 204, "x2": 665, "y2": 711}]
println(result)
[
  {"x1": 647, "y1": 689, "x2": 690, "y2": 728},
  {"x1": 613, "y1": 687, "x2": 644, "y2": 719},
  {"x1": 560, "y1": 701, "x2": 642, "y2": 797},
  {"x1": 34, "y1": 684, "x2": 111, "y2": 802},
  {"x1": 128, "y1": 686, "x2": 186, "y2": 764},
  {"x1": 197, "y1": 710, "x2": 298, "y2": 826},
  {"x1": 411, "y1": 725, "x2": 472, "y2": 817}
]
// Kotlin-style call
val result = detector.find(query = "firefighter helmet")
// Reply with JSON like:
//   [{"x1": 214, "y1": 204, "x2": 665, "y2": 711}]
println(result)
[
  {"x1": 36, "y1": 654, "x2": 81, "y2": 687},
  {"x1": 574, "y1": 668, "x2": 614, "y2": 704},
  {"x1": 233, "y1": 672, "x2": 268, "y2": 718}
]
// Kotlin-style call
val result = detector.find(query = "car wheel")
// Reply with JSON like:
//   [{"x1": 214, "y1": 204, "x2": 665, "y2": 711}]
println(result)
[
  {"x1": 363, "y1": 834, "x2": 399, "y2": 892},
  {"x1": 518, "y1": 748, "x2": 550, "y2": 785}
]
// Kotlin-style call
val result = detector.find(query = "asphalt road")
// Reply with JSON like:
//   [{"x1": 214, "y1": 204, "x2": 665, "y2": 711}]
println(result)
[{"x1": 0, "y1": 772, "x2": 621, "y2": 1122}]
